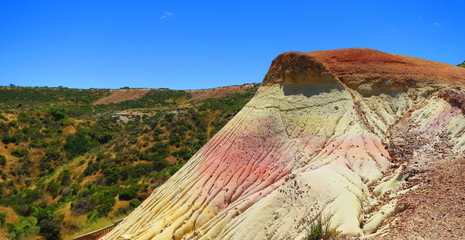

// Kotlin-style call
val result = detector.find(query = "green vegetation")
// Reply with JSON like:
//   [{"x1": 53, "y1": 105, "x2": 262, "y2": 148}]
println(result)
[
  {"x1": 459, "y1": 61, "x2": 465, "y2": 68},
  {"x1": 304, "y1": 215, "x2": 341, "y2": 240},
  {"x1": 7, "y1": 216, "x2": 40, "y2": 240},
  {"x1": 0, "y1": 212, "x2": 7, "y2": 226},
  {"x1": 0, "y1": 84, "x2": 258, "y2": 239}
]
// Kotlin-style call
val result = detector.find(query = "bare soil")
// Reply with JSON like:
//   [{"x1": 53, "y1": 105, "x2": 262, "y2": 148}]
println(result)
[
  {"x1": 188, "y1": 84, "x2": 256, "y2": 102},
  {"x1": 93, "y1": 88, "x2": 151, "y2": 105}
]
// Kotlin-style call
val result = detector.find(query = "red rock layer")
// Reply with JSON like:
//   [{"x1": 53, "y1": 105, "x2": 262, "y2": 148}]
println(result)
[{"x1": 264, "y1": 48, "x2": 465, "y2": 90}]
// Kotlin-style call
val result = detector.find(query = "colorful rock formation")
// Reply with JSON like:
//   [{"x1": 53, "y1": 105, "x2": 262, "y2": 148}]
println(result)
[{"x1": 101, "y1": 48, "x2": 465, "y2": 239}]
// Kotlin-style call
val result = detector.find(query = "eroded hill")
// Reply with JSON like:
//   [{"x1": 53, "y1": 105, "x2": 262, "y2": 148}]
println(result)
[{"x1": 102, "y1": 48, "x2": 465, "y2": 239}]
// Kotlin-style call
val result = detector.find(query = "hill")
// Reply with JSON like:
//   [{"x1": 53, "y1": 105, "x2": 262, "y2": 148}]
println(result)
[
  {"x1": 103, "y1": 48, "x2": 465, "y2": 239},
  {"x1": 0, "y1": 84, "x2": 258, "y2": 240}
]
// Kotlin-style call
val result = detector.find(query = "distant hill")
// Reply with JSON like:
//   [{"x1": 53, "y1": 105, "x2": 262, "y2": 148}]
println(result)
[
  {"x1": 0, "y1": 84, "x2": 258, "y2": 240},
  {"x1": 459, "y1": 60, "x2": 465, "y2": 68}
]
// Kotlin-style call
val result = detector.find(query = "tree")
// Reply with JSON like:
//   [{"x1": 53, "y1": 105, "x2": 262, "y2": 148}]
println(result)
[
  {"x1": 48, "y1": 107, "x2": 67, "y2": 121},
  {"x1": 38, "y1": 218, "x2": 61, "y2": 240},
  {"x1": 64, "y1": 133, "x2": 98, "y2": 158}
]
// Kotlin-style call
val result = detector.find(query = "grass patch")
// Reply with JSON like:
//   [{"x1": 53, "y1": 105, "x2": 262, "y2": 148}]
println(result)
[{"x1": 304, "y1": 214, "x2": 341, "y2": 240}]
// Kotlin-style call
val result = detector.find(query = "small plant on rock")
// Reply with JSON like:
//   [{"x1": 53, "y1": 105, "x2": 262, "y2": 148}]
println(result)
[{"x1": 304, "y1": 214, "x2": 341, "y2": 240}]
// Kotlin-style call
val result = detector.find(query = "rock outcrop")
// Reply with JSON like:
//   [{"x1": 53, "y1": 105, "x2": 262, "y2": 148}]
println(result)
[{"x1": 102, "y1": 48, "x2": 465, "y2": 239}]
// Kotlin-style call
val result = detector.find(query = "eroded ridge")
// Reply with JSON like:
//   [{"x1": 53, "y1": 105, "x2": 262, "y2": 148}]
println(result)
[{"x1": 102, "y1": 48, "x2": 465, "y2": 240}]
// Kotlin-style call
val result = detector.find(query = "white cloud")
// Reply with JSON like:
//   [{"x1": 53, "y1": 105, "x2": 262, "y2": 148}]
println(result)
[
  {"x1": 161, "y1": 11, "x2": 173, "y2": 20},
  {"x1": 433, "y1": 22, "x2": 440, "y2": 26}
]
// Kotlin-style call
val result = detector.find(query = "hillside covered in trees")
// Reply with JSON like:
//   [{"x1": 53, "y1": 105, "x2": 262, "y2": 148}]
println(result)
[{"x1": 0, "y1": 84, "x2": 258, "y2": 240}]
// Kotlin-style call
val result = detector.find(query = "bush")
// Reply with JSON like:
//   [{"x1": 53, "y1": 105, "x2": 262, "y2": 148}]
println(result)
[
  {"x1": 103, "y1": 168, "x2": 121, "y2": 185},
  {"x1": 64, "y1": 133, "x2": 98, "y2": 158},
  {"x1": 118, "y1": 187, "x2": 138, "y2": 201},
  {"x1": 129, "y1": 199, "x2": 141, "y2": 208},
  {"x1": 47, "y1": 181, "x2": 61, "y2": 198},
  {"x1": 6, "y1": 216, "x2": 40, "y2": 240},
  {"x1": 115, "y1": 206, "x2": 133, "y2": 216},
  {"x1": 304, "y1": 215, "x2": 341, "y2": 240},
  {"x1": 147, "y1": 142, "x2": 169, "y2": 157},
  {"x1": 48, "y1": 107, "x2": 67, "y2": 121},
  {"x1": 59, "y1": 170, "x2": 71, "y2": 185},
  {"x1": 11, "y1": 149, "x2": 29, "y2": 158},
  {"x1": 38, "y1": 218, "x2": 61, "y2": 240},
  {"x1": 172, "y1": 147, "x2": 192, "y2": 161},
  {"x1": 0, "y1": 155, "x2": 6, "y2": 166},
  {"x1": 71, "y1": 198, "x2": 95, "y2": 215},
  {"x1": 0, "y1": 211, "x2": 7, "y2": 225}
]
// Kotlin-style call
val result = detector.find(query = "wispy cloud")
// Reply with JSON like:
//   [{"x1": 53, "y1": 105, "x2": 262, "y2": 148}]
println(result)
[
  {"x1": 433, "y1": 22, "x2": 440, "y2": 26},
  {"x1": 161, "y1": 11, "x2": 173, "y2": 20}
]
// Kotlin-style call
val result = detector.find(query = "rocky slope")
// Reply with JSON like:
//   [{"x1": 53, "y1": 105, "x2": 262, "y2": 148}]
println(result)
[{"x1": 102, "y1": 48, "x2": 465, "y2": 239}]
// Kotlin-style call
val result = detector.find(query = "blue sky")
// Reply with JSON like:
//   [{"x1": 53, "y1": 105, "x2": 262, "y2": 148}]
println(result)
[{"x1": 1, "y1": 0, "x2": 464, "y2": 89}]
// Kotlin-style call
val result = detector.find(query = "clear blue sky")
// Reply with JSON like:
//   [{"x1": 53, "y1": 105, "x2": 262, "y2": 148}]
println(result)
[{"x1": 1, "y1": 0, "x2": 464, "y2": 89}]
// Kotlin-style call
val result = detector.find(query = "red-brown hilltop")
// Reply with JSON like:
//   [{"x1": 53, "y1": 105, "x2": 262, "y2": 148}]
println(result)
[
  {"x1": 93, "y1": 88, "x2": 151, "y2": 105},
  {"x1": 187, "y1": 84, "x2": 256, "y2": 102},
  {"x1": 264, "y1": 48, "x2": 465, "y2": 89}
]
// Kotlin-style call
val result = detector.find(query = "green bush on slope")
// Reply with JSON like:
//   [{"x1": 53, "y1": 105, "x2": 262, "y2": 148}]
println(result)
[{"x1": 459, "y1": 61, "x2": 465, "y2": 68}]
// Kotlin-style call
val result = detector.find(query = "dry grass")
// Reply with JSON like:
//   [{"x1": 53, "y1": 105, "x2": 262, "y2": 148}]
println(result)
[
  {"x1": 65, "y1": 215, "x2": 127, "y2": 240},
  {"x1": 0, "y1": 207, "x2": 18, "y2": 224},
  {"x1": 304, "y1": 215, "x2": 341, "y2": 240}
]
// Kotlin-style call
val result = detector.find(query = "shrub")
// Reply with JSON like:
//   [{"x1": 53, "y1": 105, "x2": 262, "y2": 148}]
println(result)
[
  {"x1": 47, "y1": 181, "x2": 61, "y2": 198},
  {"x1": 304, "y1": 215, "x2": 341, "y2": 240},
  {"x1": 71, "y1": 198, "x2": 95, "y2": 215},
  {"x1": 115, "y1": 206, "x2": 133, "y2": 216},
  {"x1": 38, "y1": 218, "x2": 61, "y2": 240},
  {"x1": 103, "y1": 168, "x2": 121, "y2": 185},
  {"x1": 11, "y1": 149, "x2": 29, "y2": 158},
  {"x1": 147, "y1": 142, "x2": 169, "y2": 157},
  {"x1": 129, "y1": 199, "x2": 141, "y2": 208},
  {"x1": 118, "y1": 187, "x2": 138, "y2": 201},
  {"x1": 6, "y1": 216, "x2": 40, "y2": 240},
  {"x1": 64, "y1": 133, "x2": 98, "y2": 158},
  {"x1": 48, "y1": 107, "x2": 67, "y2": 121},
  {"x1": 59, "y1": 170, "x2": 71, "y2": 185},
  {"x1": 172, "y1": 147, "x2": 192, "y2": 161},
  {"x1": 0, "y1": 211, "x2": 7, "y2": 225},
  {"x1": 0, "y1": 155, "x2": 6, "y2": 166}
]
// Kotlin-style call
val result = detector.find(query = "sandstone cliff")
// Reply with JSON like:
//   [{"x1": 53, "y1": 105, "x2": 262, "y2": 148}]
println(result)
[{"x1": 101, "y1": 48, "x2": 465, "y2": 239}]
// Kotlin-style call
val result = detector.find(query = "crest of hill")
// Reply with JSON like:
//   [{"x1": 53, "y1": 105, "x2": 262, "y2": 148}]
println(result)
[
  {"x1": 263, "y1": 48, "x2": 465, "y2": 91},
  {"x1": 93, "y1": 88, "x2": 151, "y2": 105}
]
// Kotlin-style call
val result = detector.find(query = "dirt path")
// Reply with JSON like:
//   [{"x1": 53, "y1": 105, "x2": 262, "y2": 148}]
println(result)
[{"x1": 0, "y1": 206, "x2": 19, "y2": 224}]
